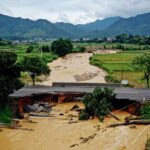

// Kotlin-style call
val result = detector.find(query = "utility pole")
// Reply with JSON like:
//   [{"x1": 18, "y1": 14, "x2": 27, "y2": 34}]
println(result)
[
  {"x1": 121, "y1": 66, "x2": 124, "y2": 81},
  {"x1": 41, "y1": 46, "x2": 43, "y2": 59},
  {"x1": 40, "y1": 47, "x2": 43, "y2": 85}
]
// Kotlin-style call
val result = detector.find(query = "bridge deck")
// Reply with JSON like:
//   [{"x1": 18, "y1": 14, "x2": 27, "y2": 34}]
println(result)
[{"x1": 9, "y1": 84, "x2": 150, "y2": 102}]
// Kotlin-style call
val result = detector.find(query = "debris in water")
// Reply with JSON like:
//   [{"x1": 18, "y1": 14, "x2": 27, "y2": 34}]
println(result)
[
  {"x1": 70, "y1": 105, "x2": 80, "y2": 111},
  {"x1": 80, "y1": 133, "x2": 97, "y2": 144},
  {"x1": 70, "y1": 144, "x2": 79, "y2": 148}
]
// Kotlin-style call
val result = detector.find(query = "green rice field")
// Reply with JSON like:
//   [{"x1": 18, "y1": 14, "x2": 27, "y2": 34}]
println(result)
[{"x1": 90, "y1": 51, "x2": 150, "y2": 87}]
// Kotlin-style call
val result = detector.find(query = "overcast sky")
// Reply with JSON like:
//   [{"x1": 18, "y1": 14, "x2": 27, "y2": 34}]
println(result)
[{"x1": 0, "y1": 0, "x2": 150, "y2": 24}]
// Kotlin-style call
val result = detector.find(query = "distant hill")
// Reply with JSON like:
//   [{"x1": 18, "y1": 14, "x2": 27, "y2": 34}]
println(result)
[
  {"x1": 0, "y1": 14, "x2": 122, "y2": 39},
  {"x1": 0, "y1": 12, "x2": 150, "y2": 39},
  {"x1": 104, "y1": 12, "x2": 150, "y2": 36},
  {"x1": 0, "y1": 14, "x2": 70, "y2": 39},
  {"x1": 77, "y1": 17, "x2": 122, "y2": 31},
  {"x1": 86, "y1": 12, "x2": 150, "y2": 38},
  {"x1": 55, "y1": 22, "x2": 88, "y2": 38}
]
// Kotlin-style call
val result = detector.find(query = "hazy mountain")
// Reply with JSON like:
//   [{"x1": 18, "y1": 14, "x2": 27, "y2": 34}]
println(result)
[
  {"x1": 77, "y1": 17, "x2": 122, "y2": 31},
  {"x1": 103, "y1": 12, "x2": 150, "y2": 36},
  {"x1": 0, "y1": 12, "x2": 150, "y2": 39},
  {"x1": 0, "y1": 14, "x2": 121, "y2": 39},
  {"x1": 0, "y1": 14, "x2": 70, "y2": 39},
  {"x1": 55, "y1": 22, "x2": 88, "y2": 38}
]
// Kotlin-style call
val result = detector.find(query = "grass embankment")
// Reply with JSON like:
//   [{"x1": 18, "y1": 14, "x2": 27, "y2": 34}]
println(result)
[{"x1": 90, "y1": 51, "x2": 150, "y2": 87}]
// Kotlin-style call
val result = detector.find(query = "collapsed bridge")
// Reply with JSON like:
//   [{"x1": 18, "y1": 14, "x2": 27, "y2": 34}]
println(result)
[{"x1": 9, "y1": 82, "x2": 150, "y2": 115}]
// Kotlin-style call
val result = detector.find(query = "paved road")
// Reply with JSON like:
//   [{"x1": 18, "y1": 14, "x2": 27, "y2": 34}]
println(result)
[{"x1": 9, "y1": 85, "x2": 150, "y2": 102}]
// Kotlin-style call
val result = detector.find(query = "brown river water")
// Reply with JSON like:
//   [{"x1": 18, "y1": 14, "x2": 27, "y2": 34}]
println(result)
[{"x1": 0, "y1": 102, "x2": 149, "y2": 150}]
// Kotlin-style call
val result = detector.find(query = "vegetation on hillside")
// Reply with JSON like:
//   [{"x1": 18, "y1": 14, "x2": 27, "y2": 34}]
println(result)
[{"x1": 1, "y1": 12, "x2": 150, "y2": 39}]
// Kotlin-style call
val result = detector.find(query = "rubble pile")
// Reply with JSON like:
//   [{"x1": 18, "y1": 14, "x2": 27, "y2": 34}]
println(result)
[{"x1": 24, "y1": 102, "x2": 51, "y2": 113}]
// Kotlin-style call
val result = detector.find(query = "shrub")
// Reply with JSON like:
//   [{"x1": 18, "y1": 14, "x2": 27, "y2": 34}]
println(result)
[
  {"x1": 140, "y1": 102, "x2": 150, "y2": 119},
  {"x1": 41, "y1": 45, "x2": 50, "y2": 52},
  {"x1": 79, "y1": 110, "x2": 90, "y2": 120},
  {"x1": 0, "y1": 106, "x2": 12, "y2": 124},
  {"x1": 105, "y1": 74, "x2": 120, "y2": 83},
  {"x1": 79, "y1": 46, "x2": 86, "y2": 52},
  {"x1": 26, "y1": 45, "x2": 34, "y2": 53}
]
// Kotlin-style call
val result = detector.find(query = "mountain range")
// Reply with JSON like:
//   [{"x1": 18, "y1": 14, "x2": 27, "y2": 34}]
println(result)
[{"x1": 0, "y1": 12, "x2": 150, "y2": 40}]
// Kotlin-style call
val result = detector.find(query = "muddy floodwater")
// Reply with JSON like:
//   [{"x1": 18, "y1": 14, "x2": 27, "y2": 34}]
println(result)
[
  {"x1": 43, "y1": 53, "x2": 107, "y2": 86},
  {"x1": 0, "y1": 102, "x2": 149, "y2": 150}
]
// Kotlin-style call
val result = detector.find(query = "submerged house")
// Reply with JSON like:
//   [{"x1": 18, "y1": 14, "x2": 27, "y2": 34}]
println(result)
[{"x1": 9, "y1": 82, "x2": 150, "y2": 116}]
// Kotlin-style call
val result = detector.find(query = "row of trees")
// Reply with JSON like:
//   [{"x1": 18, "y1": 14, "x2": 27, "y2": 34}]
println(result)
[
  {"x1": 76, "y1": 34, "x2": 150, "y2": 45},
  {"x1": 0, "y1": 38, "x2": 12, "y2": 46},
  {"x1": 26, "y1": 38, "x2": 73, "y2": 56},
  {"x1": 115, "y1": 34, "x2": 150, "y2": 45},
  {"x1": 26, "y1": 45, "x2": 50, "y2": 53}
]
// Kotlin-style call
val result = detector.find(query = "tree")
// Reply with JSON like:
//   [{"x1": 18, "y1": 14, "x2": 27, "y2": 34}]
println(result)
[
  {"x1": 140, "y1": 102, "x2": 150, "y2": 119},
  {"x1": 133, "y1": 54, "x2": 150, "y2": 87},
  {"x1": 115, "y1": 34, "x2": 128, "y2": 43},
  {"x1": 0, "y1": 51, "x2": 23, "y2": 105},
  {"x1": 79, "y1": 88, "x2": 115, "y2": 122},
  {"x1": 79, "y1": 46, "x2": 86, "y2": 52},
  {"x1": 51, "y1": 38, "x2": 73, "y2": 56},
  {"x1": 21, "y1": 55, "x2": 50, "y2": 86},
  {"x1": 41, "y1": 45, "x2": 50, "y2": 52},
  {"x1": 26, "y1": 45, "x2": 34, "y2": 53}
]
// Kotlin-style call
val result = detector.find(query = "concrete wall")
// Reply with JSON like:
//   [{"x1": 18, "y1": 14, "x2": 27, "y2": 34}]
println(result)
[{"x1": 52, "y1": 82, "x2": 123, "y2": 88}]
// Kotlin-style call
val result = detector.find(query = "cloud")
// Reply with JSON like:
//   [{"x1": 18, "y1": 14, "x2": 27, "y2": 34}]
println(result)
[{"x1": 0, "y1": 0, "x2": 150, "y2": 24}]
